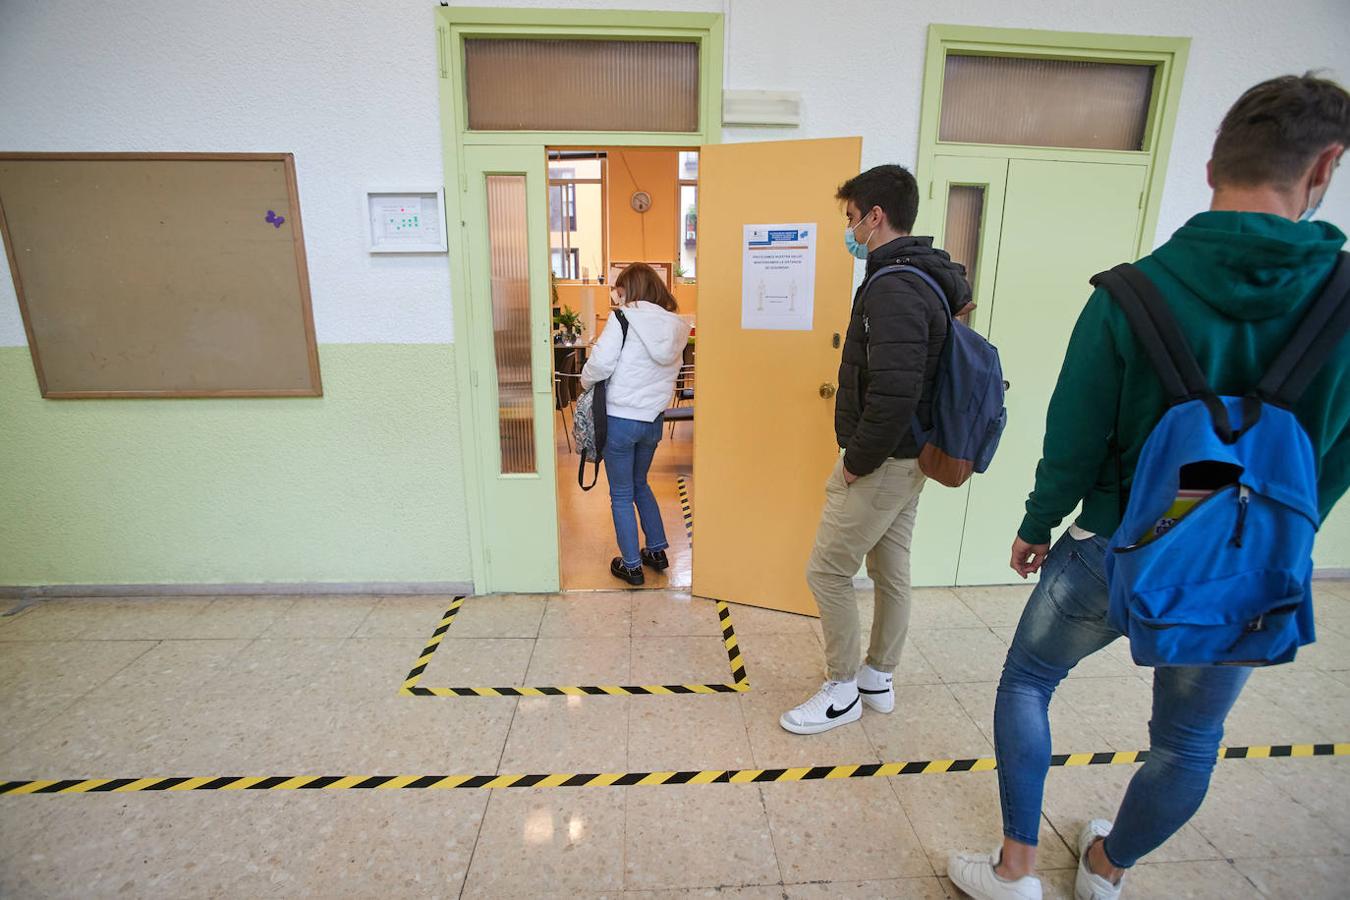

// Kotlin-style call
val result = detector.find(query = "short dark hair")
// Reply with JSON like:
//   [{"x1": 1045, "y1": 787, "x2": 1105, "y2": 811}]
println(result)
[
  {"x1": 1211, "y1": 72, "x2": 1350, "y2": 189},
  {"x1": 836, "y1": 165, "x2": 919, "y2": 233}
]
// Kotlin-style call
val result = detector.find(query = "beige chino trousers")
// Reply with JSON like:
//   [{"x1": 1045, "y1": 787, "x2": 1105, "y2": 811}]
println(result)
[{"x1": 806, "y1": 456, "x2": 926, "y2": 682}]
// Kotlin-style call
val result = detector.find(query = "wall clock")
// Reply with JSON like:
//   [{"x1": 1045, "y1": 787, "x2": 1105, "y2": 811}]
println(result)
[{"x1": 630, "y1": 190, "x2": 652, "y2": 213}]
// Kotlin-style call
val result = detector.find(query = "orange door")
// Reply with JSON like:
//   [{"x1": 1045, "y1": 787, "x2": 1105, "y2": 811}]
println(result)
[{"x1": 692, "y1": 137, "x2": 862, "y2": 615}]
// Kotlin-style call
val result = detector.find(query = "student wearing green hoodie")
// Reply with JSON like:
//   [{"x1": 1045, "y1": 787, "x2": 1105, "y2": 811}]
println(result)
[{"x1": 949, "y1": 74, "x2": 1349, "y2": 900}]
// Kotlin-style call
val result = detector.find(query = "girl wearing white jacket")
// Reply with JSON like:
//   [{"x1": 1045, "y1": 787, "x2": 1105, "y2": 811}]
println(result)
[{"x1": 581, "y1": 263, "x2": 693, "y2": 586}]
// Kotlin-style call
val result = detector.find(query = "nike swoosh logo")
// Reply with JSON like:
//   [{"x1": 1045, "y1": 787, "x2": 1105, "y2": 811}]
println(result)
[
  {"x1": 858, "y1": 687, "x2": 891, "y2": 695},
  {"x1": 825, "y1": 697, "x2": 859, "y2": 719}
]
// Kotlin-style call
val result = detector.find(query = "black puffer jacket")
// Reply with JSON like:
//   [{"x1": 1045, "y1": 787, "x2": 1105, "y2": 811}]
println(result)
[{"x1": 836, "y1": 236, "x2": 973, "y2": 476}]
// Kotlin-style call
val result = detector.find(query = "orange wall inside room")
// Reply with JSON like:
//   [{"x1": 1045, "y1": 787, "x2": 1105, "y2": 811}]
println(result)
[
  {"x1": 606, "y1": 148, "x2": 679, "y2": 267},
  {"x1": 554, "y1": 147, "x2": 698, "y2": 321}
]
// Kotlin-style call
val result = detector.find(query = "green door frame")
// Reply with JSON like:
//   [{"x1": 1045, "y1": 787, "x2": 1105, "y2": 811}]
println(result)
[
  {"x1": 909, "y1": 25, "x2": 1190, "y2": 586},
  {"x1": 913, "y1": 25, "x2": 1190, "y2": 246},
  {"x1": 436, "y1": 6, "x2": 724, "y2": 594}
]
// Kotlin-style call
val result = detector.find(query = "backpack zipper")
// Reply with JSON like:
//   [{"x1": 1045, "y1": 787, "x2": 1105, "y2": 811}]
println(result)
[
  {"x1": 1114, "y1": 483, "x2": 1237, "y2": 554},
  {"x1": 1231, "y1": 484, "x2": 1251, "y2": 548}
]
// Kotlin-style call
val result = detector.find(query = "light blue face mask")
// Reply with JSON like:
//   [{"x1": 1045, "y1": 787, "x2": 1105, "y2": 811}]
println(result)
[
  {"x1": 844, "y1": 214, "x2": 876, "y2": 259},
  {"x1": 1299, "y1": 196, "x2": 1323, "y2": 223}
]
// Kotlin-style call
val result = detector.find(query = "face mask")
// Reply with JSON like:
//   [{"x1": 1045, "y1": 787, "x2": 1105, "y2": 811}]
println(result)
[
  {"x1": 1299, "y1": 195, "x2": 1323, "y2": 223},
  {"x1": 844, "y1": 213, "x2": 876, "y2": 259},
  {"x1": 1299, "y1": 173, "x2": 1330, "y2": 222}
]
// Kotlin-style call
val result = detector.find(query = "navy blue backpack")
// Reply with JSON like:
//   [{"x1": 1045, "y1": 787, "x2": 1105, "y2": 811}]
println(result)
[
  {"x1": 1093, "y1": 255, "x2": 1350, "y2": 667},
  {"x1": 864, "y1": 265, "x2": 1007, "y2": 487}
]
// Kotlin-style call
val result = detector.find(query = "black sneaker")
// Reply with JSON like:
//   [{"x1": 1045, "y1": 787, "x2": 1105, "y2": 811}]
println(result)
[
  {"x1": 611, "y1": 557, "x2": 645, "y2": 586},
  {"x1": 641, "y1": 548, "x2": 670, "y2": 571}
]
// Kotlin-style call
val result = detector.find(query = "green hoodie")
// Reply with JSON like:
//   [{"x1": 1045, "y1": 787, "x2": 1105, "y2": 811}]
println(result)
[{"x1": 1020, "y1": 211, "x2": 1350, "y2": 545}]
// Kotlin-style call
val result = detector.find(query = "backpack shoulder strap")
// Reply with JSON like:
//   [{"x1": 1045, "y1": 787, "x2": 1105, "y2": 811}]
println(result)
[
  {"x1": 1093, "y1": 263, "x2": 1209, "y2": 403},
  {"x1": 615, "y1": 309, "x2": 630, "y2": 344},
  {"x1": 862, "y1": 264, "x2": 906, "y2": 292},
  {"x1": 1257, "y1": 252, "x2": 1350, "y2": 407},
  {"x1": 859, "y1": 264, "x2": 905, "y2": 308},
  {"x1": 578, "y1": 453, "x2": 600, "y2": 490},
  {"x1": 1092, "y1": 263, "x2": 1252, "y2": 443},
  {"x1": 862, "y1": 264, "x2": 951, "y2": 318},
  {"x1": 895, "y1": 265, "x2": 950, "y2": 320}
]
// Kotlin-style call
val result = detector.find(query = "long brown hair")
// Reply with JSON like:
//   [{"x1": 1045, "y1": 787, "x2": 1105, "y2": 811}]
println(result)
[{"x1": 614, "y1": 263, "x2": 679, "y2": 313}]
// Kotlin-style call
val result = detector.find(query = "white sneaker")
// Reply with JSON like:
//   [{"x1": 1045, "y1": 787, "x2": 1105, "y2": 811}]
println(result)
[
  {"x1": 857, "y1": 663, "x2": 895, "y2": 713},
  {"x1": 779, "y1": 680, "x2": 861, "y2": 734},
  {"x1": 1076, "y1": 820, "x2": 1123, "y2": 900},
  {"x1": 947, "y1": 847, "x2": 1043, "y2": 900}
]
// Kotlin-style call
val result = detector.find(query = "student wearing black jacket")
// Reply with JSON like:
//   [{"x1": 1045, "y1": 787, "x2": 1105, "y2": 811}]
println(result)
[{"x1": 781, "y1": 165, "x2": 973, "y2": 736}]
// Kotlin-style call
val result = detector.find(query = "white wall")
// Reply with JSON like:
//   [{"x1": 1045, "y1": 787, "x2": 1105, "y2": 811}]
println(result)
[
  {"x1": 0, "y1": 0, "x2": 454, "y2": 347},
  {"x1": 718, "y1": 0, "x2": 1350, "y2": 243},
  {"x1": 2, "y1": 0, "x2": 1347, "y2": 350}
]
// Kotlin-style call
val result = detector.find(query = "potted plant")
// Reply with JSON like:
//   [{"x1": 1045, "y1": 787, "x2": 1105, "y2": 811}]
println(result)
[{"x1": 553, "y1": 305, "x2": 582, "y2": 343}]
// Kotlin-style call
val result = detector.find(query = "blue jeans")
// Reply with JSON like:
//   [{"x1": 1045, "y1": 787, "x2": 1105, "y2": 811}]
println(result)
[
  {"x1": 604, "y1": 416, "x2": 669, "y2": 568},
  {"x1": 995, "y1": 532, "x2": 1251, "y2": 868}
]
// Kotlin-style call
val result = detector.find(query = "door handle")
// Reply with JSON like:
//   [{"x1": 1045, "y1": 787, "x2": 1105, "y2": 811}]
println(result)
[{"x1": 820, "y1": 383, "x2": 836, "y2": 399}]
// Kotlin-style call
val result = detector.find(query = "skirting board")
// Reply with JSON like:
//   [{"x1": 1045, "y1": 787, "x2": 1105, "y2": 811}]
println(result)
[{"x1": 0, "y1": 582, "x2": 473, "y2": 603}]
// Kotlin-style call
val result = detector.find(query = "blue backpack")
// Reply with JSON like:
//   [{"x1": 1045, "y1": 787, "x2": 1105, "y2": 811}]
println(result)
[
  {"x1": 864, "y1": 265, "x2": 1007, "y2": 487},
  {"x1": 1093, "y1": 255, "x2": 1350, "y2": 667}
]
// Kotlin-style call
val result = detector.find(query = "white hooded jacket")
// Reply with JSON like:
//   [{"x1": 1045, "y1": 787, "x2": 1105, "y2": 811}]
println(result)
[{"x1": 581, "y1": 300, "x2": 692, "y2": 422}]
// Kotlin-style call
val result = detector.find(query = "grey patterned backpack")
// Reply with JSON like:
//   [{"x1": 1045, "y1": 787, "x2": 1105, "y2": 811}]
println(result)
[{"x1": 575, "y1": 310, "x2": 628, "y2": 490}]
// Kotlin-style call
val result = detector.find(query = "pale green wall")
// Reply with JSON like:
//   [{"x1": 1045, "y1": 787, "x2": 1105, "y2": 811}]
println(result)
[
  {"x1": 1, "y1": 337, "x2": 1344, "y2": 588},
  {"x1": 0, "y1": 344, "x2": 472, "y2": 587},
  {"x1": 1318, "y1": 504, "x2": 1350, "y2": 572}
]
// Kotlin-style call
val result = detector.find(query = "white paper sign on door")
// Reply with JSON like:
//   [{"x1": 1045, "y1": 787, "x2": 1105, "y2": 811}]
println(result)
[{"x1": 741, "y1": 223, "x2": 816, "y2": 331}]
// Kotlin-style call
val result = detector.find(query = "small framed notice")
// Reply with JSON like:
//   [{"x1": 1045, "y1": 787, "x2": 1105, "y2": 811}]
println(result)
[{"x1": 367, "y1": 188, "x2": 448, "y2": 253}]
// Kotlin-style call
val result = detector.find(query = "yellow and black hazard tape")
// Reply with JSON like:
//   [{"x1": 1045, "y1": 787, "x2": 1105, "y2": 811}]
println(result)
[
  {"x1": 677, "y1": 474, "x2": 693, "y2": 540},
  {"x1": 4, "y1": 744, "x2": 1343, "y2": 795},
  {"x1": 399, "y1": 596, "x2": 749, "y2": 697},
  {"x1": 399, "y1": 596, "x2": 464, "y2": 693}
]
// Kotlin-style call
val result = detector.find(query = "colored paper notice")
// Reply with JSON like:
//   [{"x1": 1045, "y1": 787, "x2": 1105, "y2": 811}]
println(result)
[{"x1": 741, "y1": 223, "x2": 816, "y2": 331}]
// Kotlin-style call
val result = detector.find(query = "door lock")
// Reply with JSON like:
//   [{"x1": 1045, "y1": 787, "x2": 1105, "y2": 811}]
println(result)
[{"x1": 820, "y1": 383, "x2": 837, "y2": 399}]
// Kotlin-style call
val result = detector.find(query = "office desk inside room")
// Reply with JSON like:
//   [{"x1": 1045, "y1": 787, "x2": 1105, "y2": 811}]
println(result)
[{"x1": 553, "y1": 342, "x2": 590, "y2": 361}]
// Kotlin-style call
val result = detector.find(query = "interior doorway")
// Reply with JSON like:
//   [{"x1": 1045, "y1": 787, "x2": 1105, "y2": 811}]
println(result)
[{"x1": 550, "y1": 147, "x2": 700, "y2": 591}]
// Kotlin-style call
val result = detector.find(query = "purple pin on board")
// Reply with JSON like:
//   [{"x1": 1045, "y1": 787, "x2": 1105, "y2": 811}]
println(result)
[{"x1": 265, "y1": 210, "x2": 285, "y2": 228}]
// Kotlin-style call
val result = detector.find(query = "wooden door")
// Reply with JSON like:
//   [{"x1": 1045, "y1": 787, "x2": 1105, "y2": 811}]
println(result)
[{"x1": 692, "y1": 137, "x2": 862, "y2": 614}]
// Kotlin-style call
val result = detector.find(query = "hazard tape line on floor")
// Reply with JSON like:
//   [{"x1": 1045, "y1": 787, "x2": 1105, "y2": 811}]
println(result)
[
  {"x1": 399, "y1": 597, "x2": 749, "y2": 697},
  {"x1": 399, "y1": 596, "x2": 465, "y2": 692},
  {"x1": 677, "y1": 474, "x2": 693, "y2": 540},
  {"x1": 4, "y1": 744, "x2": 1343, "y2": 795}
]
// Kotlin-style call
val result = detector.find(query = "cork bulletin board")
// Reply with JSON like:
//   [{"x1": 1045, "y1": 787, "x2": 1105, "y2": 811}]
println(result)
[{"x1": 0, "y1": 152, "x2": 322, "y2": 398}]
